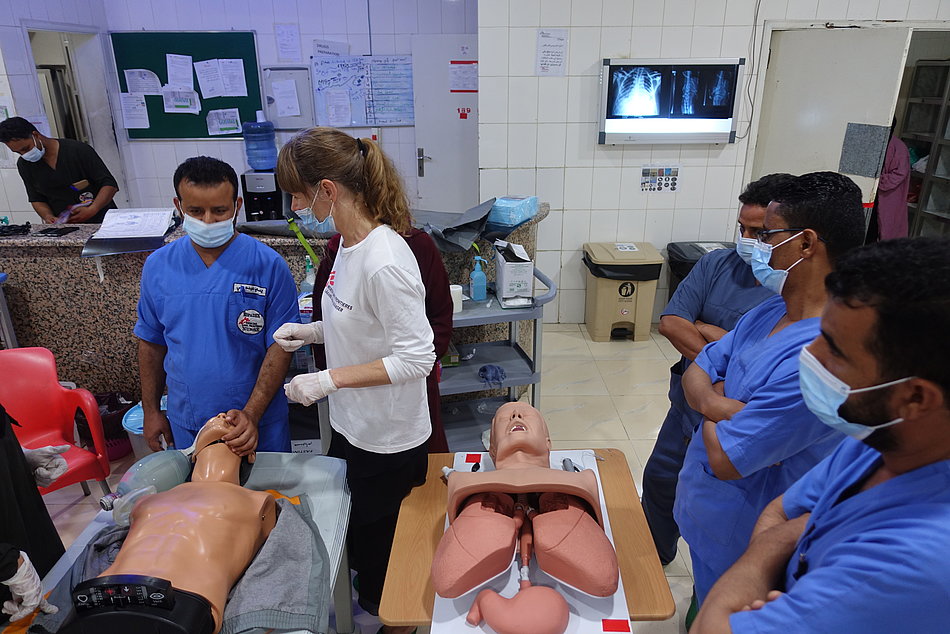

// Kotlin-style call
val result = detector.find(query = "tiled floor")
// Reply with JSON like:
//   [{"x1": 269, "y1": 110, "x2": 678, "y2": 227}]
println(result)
[{"x1": 43, "y1": 322, "x2": 691, "y2": 633}]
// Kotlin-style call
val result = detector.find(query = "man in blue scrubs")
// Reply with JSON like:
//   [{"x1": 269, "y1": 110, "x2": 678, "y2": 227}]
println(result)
[
  {"x1": 674, "y1": 172, "x2": 866, "y2": 604},
  {"x1": 135, "y1": 157, "x2": 299, "y2": 454},
  {"x1": 692, "y1": 237, "x2": 950, "y2": 634},
  {"x1": 643, "y1": 173, "x2": 792, "y2": 566}
]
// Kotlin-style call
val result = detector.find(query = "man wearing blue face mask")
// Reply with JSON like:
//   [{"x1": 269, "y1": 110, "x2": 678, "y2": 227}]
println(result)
[
  {"x1": 642, "y1": 173, "x2": 792, "y2": 568},
  {"x1": 0, "y1": 116, "x2": 119, "y2": 224},
  {"x1": 134, "y1": 156, "x2": 299, "y2": 456},
  {"x1": 673, "y1": 172, "x2": 867, "y2": 607},
  {"x1": 692, "y1": 237, "x2": 950, "y2": 634}
]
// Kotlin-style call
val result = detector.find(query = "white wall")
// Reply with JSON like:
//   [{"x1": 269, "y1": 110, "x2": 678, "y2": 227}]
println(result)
[
  {"x1": 106, "y1": 0, "x2": 477, "y2": 213},
  {"x1": 478, "y1": 0, "x2": 950, "y2": 324}
]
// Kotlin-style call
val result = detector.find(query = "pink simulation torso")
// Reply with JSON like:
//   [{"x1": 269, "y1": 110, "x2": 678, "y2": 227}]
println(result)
[
  {"x1": 98, "y1": 416, "x2": 277, "y2": 633},
  {"x1": 431, "y1": 403, "x2": 619, "y2": 634}
]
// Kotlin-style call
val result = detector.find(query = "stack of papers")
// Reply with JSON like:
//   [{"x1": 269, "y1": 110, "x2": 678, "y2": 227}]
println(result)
[
  {"x1": 82, "y1": 208, "x2": 176, "y2": 258},
  {"x1": 91, "y1": 208, "x2": 175, "y2": 240}
]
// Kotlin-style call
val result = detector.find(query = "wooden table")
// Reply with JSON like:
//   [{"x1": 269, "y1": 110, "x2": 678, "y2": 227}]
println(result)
[{"x1": 379, "y1": 448, "x2": 675, "y2": 626}]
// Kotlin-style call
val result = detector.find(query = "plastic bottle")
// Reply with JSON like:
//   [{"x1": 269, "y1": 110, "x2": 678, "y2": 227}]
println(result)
[
  {"x1": 300, "y1": 256, "x2": 315, "y2": 295},
  {"x1": 242, "y1": 110, "x2": 277, "y2": 171},
  {"x1": 470, "y1": 256, "x2": 488, "y2": 302},
  {"x1": 99, "y1": 450, "x2": 192, "y2": 525}
]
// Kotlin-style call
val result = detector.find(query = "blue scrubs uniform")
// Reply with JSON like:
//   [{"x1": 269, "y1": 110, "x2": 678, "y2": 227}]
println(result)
[
  {"x1": 730, "y1": 438, "x2": 950, "y2": 633},
  {"x1": 643, "y1": 248, "x2": 772, "y2": 564},
  {"x1": 134, "y1": 233, "x2": 299, "y2": 451},
  {"x1": 673, "y1": 295, "x2": 842, "y2": 603}
]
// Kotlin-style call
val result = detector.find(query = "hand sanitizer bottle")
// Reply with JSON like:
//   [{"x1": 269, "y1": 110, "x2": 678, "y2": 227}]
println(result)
[{"x1": 470, "y1": 256, "x2": 487, "y2": 301}]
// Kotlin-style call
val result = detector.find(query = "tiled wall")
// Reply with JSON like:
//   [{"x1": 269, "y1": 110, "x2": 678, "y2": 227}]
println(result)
[
  {"x1": 479, "y1": 0, "x2": 950, "y2": 323},
  {"x1": 0, "y1": 0, "x2": 477, "y2": 224}
]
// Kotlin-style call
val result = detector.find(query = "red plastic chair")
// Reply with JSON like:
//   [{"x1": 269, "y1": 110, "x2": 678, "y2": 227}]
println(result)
[{"x1": 0, "y1": 347, "x2": 111, "y2": 496}]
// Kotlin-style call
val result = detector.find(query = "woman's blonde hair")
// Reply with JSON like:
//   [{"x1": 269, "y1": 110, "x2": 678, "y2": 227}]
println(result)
[{"x1": 277, "y1": 127, "x2": 412, "y2": 234}]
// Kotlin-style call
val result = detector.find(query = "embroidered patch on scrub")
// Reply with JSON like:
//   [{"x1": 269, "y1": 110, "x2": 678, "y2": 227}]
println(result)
[{"x1": 237, "y1": 309, "x2": 265, "y2": 335}]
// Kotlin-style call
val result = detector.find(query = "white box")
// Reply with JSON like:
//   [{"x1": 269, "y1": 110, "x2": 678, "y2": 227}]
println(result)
[{"x1": 493, "y1": 240, "x2": 534, "y2": 298}]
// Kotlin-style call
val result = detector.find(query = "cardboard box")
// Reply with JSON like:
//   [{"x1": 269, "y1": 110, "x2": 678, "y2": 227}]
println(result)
[{"x1": 493, "y1": 240, "x2": 534, "y2": 298}]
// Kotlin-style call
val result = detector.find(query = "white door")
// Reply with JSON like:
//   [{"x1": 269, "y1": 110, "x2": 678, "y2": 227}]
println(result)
[
  {"x1": 411, "y1": 35, "x2": 478, "y2": 212},
  {"x1": 751, "y1": 27, "x2": 911, "y2": 199}
]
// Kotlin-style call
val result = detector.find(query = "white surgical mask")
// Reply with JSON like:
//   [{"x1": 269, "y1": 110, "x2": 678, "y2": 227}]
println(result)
[
  {"x1": 21, "y1": 134, "x2": 45, "y2": 162},
  {"x1": 182, "y1": 212, "x2": 235, "y2": 248},
  {"x1": 798, "y1": 347, "x2": 913, "y2": 440},
  {"x1": 750, "y1": 231, "x2": 804, "y2": 294}
]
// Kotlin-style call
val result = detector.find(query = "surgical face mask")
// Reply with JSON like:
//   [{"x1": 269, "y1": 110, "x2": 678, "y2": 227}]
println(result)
[
  {"x1": 297, "y1": 192, "x2": 336, "y2": 234},
  {"x1": 799, "y1": 347, "x2": 913, "y2": 440},
  {"x1": 735, "y1": 230, "x2": 757, "y2": 265},
  {"x1": 20, "y1": 134, "x2": 45, "y2": 162},
  {"x1": 182, "y1": 212, "x2": 235, "y2": 248},
  {"x1": 750, "y1": 231, "x2": 804, "y2": 293}
]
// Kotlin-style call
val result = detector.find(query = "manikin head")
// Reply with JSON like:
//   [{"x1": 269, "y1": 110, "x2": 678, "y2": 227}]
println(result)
[{"x1": 489, "y1": 403, "x2": 552, "y2": 469}]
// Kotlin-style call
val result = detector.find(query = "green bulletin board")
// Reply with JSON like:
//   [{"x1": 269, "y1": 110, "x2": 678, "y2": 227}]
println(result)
[{"x1": 110, "y1": 31, "x2": 262, "y2": 140}]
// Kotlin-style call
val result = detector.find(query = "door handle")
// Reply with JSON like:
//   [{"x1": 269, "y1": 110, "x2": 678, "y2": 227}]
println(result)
[{"x1": 417, "y1": 148, "x2": 432, "y2": 177}]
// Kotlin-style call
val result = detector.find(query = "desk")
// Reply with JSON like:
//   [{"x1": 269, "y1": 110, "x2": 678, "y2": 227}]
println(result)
[{"x1": 379, "y1": 448, "x2": 675, "y2": 626}]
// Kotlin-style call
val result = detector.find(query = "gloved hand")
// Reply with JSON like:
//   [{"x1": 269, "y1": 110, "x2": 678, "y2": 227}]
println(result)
[
  {"x1": 2, "y1": 552, "x2": 58, "y2": 622},
  {"x1": 273, "y1": 321, "x2": 324, "y2": 352},
  {"x1": 22, "y1": 445, "x2": 70, "y2": 488},
  {"x1": 284, "y1": 370, "x2": 338, "y2": 406}
]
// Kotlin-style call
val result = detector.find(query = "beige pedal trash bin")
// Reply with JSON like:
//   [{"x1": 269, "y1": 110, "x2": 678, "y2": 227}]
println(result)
[{"x1": 582, "y1": 242, "x2": 663, "y2": 342}]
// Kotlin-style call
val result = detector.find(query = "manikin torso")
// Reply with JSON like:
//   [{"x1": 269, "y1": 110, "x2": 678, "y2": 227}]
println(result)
[
  {"x1": 99, "y1": 416, "x2": 277, "y2": 632},
  {"x1": 432, "y1": 403, "x2": 619, "y2": 634}
]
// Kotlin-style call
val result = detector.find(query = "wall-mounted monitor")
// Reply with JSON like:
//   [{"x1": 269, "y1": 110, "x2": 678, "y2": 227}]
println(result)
[{"x1": 598, "y1": 57, "x2": 744, "y2": 145}]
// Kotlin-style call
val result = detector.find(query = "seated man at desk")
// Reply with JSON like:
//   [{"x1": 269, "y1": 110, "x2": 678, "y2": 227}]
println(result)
[
  {"x1": 432, "y1": 402, "x2": 619, "y2": 631},
  {"x1": 0, "y1": 117, "x2": 119, "y2": 224},
  {"x1": 62, "y1": 415, "x2": 276, "y2": 634},
  {"x1": 692, "y1": 238, "x2": 950, "y2": 633}
]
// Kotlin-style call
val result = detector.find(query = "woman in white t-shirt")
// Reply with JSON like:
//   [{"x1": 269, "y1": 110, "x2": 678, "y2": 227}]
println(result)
[{"x1": 272, "y1": 127, "x2": 434, "y2": 630}]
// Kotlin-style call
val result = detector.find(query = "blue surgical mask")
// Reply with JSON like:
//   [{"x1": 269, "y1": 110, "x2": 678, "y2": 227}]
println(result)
[
  {"x1": 297, "y1": 193, "x2": 336, "y2": 235},
  {"x1": 735, "y1": 231, "x2": 756, "y2": 265},
  {"x1": 799, "y1": 347, "x2": 913, "y2": 440},
  {"x1": 21, "y1": 134, "x2": 45, "y2": 162},
  {"x1": 182, "y1": 213, "x2": 235, "y2": 248},
  {"x1": 750, "y1": 231, "x2": 804, "y2": 294}
]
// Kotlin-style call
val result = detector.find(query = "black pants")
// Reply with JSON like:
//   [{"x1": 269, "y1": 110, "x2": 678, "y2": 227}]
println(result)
[{"x1": 327, "y1": 429, "x2": 427, "y2": 611}]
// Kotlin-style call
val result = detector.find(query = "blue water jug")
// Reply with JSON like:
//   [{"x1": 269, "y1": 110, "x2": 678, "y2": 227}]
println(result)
[{"x1": 242, "y1": 110, "x2": 277, "y2": 171}]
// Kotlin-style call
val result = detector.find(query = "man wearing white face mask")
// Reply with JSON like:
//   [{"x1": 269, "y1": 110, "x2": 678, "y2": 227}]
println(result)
[
  {"x1": 642, "y1": 173, "x2": 791, "y2": 568},
  {"x1": 692, "y1": 237, "x2": 950, "y2": 634},
  {"x1": 134, "y1": 156, "x2": 299, "y2": 456},
  {"x1": 673, "y1": 172, "x2": 867, "y2": 607},
  {"x1": 0, "y1": 116, "x2": 119, "y2": 224}
]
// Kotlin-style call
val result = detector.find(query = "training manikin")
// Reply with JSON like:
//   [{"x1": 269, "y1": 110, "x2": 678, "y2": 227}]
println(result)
[
  {"x1": 66, "y1": 415, "x2": 276, "y2": 634},
  {"x1": 431, "y1": 402, "x2": 619, "y2": 634}
]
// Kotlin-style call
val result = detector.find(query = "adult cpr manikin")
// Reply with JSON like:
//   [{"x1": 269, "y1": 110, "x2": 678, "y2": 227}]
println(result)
[
  {"x1": 431, "y1": 403, "x2": 619, "y2": 634},
  {"x1": 66, "y1": 415, "x2": 276, "y2": 634}
]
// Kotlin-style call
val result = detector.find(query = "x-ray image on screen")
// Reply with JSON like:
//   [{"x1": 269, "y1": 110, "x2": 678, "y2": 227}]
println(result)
[
  {"x1": 608, "y1": 65, "x2": 670, "y2": 117},
  {"x1": 672, "y1": 65, "x2": 737, "y2": 118}
]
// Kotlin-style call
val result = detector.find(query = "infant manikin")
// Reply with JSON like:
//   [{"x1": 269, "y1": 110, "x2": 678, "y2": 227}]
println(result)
[{"x1": 431, "y1": 403, "x2": 619, "y2": 634}]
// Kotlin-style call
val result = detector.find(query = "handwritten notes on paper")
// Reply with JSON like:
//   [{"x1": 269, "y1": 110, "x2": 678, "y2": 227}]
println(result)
[
  {"x1": 275, "y1": 23, "x2": 302, "y2": 62},
  {"x1": 311, "y1": 55, "x2": 414, "y2": 127},
  {"x1": 536, "y1": 29, "x2": 568, "y2": 76}
]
